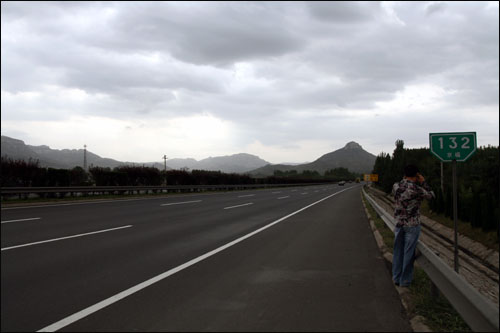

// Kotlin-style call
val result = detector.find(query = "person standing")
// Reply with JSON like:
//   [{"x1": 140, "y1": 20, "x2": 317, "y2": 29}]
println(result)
[{"x1": 392, "y1": 165, "x2": 435, "y2": 287}]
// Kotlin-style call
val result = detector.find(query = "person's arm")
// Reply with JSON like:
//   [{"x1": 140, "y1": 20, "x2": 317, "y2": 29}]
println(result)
[
  {"x1": 392, "y1": 182, "x2": 399, "y2": 198},
  {"x1": 416, "y1": 173, "x2": 435, "y2": 199}
]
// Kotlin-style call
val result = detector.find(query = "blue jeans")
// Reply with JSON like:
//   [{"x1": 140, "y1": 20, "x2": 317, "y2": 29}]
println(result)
[{"x1": 392, "y1": 225, "x2": 421, "y2": 287}]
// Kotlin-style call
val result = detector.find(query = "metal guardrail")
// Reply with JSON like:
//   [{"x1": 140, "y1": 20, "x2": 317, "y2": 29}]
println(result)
[
  {"x1": 0, "y1": 183, "x2": 325, "y2": 196},
  {"x1": 362, "y1": 187, "x2": 499, "y2": 332}
]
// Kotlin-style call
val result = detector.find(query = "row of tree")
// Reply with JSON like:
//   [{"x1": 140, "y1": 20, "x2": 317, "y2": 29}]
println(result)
[
  {"x1": 372, "y1": 140, "x2": 499, "y2": 233},
  {"x1": 273, "y1": 167, "x2": 359, "y2": 182},
  {"x1": 1, "y1": 157, "x2": 359, "y2": 188},
  {"x1": 1, "y1": 158, "x2": 91, "y2": 187}
]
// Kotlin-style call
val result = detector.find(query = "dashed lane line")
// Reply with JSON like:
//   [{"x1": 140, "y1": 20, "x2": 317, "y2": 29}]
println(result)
[
  {"x1": 1, "y1": 217, "x2": 41, "y2": 224},
  {"x1": 1, "y1": 225, "x2": 133, "y2": 252},
  {"x1": 223, "y1": 203, "x2": 254, "y2": 210},
  {"x1": 37, "y1": 187, "x2": 353, "y2": 332},
  {"x1": 161, "y1": 200, "x2": 202, "y2": 206}
]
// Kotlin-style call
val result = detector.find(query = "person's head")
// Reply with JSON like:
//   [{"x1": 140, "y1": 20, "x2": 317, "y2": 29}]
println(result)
[{"x1": 404, "y1": 165, "x2": 419, "y2": 179}]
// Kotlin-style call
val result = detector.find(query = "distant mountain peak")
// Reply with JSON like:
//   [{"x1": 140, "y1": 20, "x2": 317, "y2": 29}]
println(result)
[
  {"x1": 249, "y1": 141, "x2": 376, "y2": 176},
  {"x1": 343, "y1": 141, "x2": 362, "y2": 150}
]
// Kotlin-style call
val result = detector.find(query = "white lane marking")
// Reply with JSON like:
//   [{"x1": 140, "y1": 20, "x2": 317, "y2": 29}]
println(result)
[
  {"x1": 301, "y1": 192, "x2": 308, "y2": 195},
  {"x1": 161, "y1": 200, "x2": 202, "y2": 206},
  {"x1": 1, "y1": 225, "x2": 133, "y2": 252},
  {"x1": 223, "y1": 202, "x2": 254, "y2": 210},
  {"x1": 237, "y1": 194, "x2": 255, "y2": 198},
  {"x1": 1, "y1": 198, "x2": 163, "y2": 210},
  {"x1": 277, "y1": 196, "x2": 290, "y2": 200},
  {"x1": 37, "y1": 187, "x2": 354, "y2": 332},
  {"x1": 1, "y1": 217, "x2": 41, "y2": 224}
]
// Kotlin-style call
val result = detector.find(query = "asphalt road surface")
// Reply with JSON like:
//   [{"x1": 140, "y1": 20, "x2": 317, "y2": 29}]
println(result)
[{"x1": 1, "y1": 184, "x2": 411, "y2": 332}]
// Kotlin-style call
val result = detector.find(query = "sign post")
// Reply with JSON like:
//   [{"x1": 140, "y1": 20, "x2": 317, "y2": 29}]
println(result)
[{"x1": 429, "y1": 132, "x2": 476, "y2": 273}]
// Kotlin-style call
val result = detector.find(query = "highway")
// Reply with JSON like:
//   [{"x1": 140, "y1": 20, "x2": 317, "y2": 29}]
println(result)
[{"x1": 1, "y1": 183, "x2": 411, "y2": 332}]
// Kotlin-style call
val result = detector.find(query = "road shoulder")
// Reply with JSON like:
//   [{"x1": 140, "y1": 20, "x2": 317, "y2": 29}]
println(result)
[{"x1": 361, "y1": 191, "x2": 432, "y2": 332}]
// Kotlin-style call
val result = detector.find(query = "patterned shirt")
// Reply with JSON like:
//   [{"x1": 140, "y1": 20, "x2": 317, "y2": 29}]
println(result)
[{"x1": 392, "y1": 179, "x2": 435, "y2": 227}]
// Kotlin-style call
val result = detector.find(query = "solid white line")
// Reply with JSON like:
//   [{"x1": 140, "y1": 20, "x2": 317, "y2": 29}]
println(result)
[
  {"x1": 277, "y1": 196, "x2": 290, "y2": 199},
  {"x1": 37, "y1": 187, "x2": 353, "y2": 332},
  {"x1": 1, "y1": 198, "x2": 157, "y2": 210},
  {"x1": 237, "y1": 194, "x2": 255, "y2": 198},
  {"x1": 161, "y1": 200, "x2": 202, "y2": 206},
  {"x1": 1, "y1": 225, "x2": 133, "y2": 252},
  {"x1": 223, "y1": 202, "x2": 254, "y2": 210},
  {"x1": 1, "y1": 217, "x2": 41, "y2": 224}
]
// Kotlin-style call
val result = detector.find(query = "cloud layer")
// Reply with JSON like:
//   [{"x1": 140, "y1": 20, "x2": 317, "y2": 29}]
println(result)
[{"x1": 1, "y1": 1, "x2": 498, "y2": 163}]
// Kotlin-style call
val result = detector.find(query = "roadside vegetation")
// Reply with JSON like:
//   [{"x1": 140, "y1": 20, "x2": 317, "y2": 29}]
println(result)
[
  {"x1": 1, "y1": 157, "x2": 359, "y2": 203},
  {"x1": 372, "y1": 140, "x2": 499, "y2": 246},
  {"x1": 362, "y1": 193, "x2": 471, "y2": 332}
]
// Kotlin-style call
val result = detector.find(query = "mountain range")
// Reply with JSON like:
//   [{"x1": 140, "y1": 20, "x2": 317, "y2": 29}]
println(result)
[
  {"x1": 0, "y1": 136, "x2": 269, "y2": 173},
  {"x1": 166, "y1": 154, "x2": 270, "y2": 173},
  {"x1": 249, "y1": 141, "x2": 376, "y2": 176},
  {"x1": 1, "y1": 136, "x2": 124, "y2": 170},
  {"x1": 1, "y1": 135, "x2": 376, "y2": 175}
]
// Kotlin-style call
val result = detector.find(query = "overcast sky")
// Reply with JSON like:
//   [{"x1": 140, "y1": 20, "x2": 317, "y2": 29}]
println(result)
[{"x1": 1, "y1": 1, "x2": 498, "y2": 164}]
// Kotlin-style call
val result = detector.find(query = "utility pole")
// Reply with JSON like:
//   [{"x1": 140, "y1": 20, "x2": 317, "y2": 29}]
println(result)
[
  {"x1": 84, "y1": 144, "x2": 87, "y2": 171},
  {"x1": 163, "y1": 155, "x2": 168, "y2": 186}
]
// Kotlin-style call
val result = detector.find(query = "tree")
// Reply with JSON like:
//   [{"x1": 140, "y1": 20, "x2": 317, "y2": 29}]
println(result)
[
  {"x1": 324, "y1": 167, "x2": 355, "y2": 181},
  {"x1": 372, "y1": 143, "x2": 498, "y2": 237}
]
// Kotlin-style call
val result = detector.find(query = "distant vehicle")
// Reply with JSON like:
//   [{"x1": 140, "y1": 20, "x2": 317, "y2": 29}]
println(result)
[
  {"x1": 338, "y1": 181, "x2": 345, "y2": 186},
  {"x1": 355, "y1": 178, "x2": 360, "y2": 183}
]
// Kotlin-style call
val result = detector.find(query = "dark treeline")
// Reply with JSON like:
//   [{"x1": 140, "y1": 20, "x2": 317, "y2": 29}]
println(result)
[
  {"x1": 372, "y1": 140, "x2": 499, "y2": 233},
  {"x1": 0, "y1": 158, "x2": 90, "y2": 187},
  {"x1": 1, "y1": 157, "x2": 357, "y2": 188},
  {"x1": 89, "y1": 166, "x2": 258, "y2": 186},
  {"x1": 274, "y1": 167, "x2": 359, "y2": 182}
]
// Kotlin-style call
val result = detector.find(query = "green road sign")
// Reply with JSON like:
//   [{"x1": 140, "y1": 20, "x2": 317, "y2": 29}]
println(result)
[{"x1": 429, "y1": 132, "x2": 477, "y2": 162}]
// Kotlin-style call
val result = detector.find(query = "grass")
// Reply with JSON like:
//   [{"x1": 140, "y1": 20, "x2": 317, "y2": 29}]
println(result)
[
  {"x1": 362, "y1": 193, "x2": 472, "y2": 332},
  {"x1": 410, "y1": 268, "x2": 471, "y2": 332},
  {"x1": 362, "y1": 193, "x2": 394, "y2": 250}
]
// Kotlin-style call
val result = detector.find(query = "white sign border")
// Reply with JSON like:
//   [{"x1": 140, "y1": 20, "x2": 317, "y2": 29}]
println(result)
[{"x1": 429, "y1": 132, "x2": 477, "y2": 162}]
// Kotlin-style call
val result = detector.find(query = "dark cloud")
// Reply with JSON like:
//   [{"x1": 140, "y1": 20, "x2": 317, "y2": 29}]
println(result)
[
  {"x1": 306, "y1": 1, "x2": 382, "y2": 23},
  {"x1": 82, "y1": 2, "x2": 307, "y2": 66},
  {"x1": 425, "y1": 2, "x2": 447, "y2": 17}
]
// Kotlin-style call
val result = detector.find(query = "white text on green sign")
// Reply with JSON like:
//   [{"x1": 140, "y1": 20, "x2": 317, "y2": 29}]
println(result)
[{"x1": 429, "y1": 132, "x2": 477, "y2": 162}]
